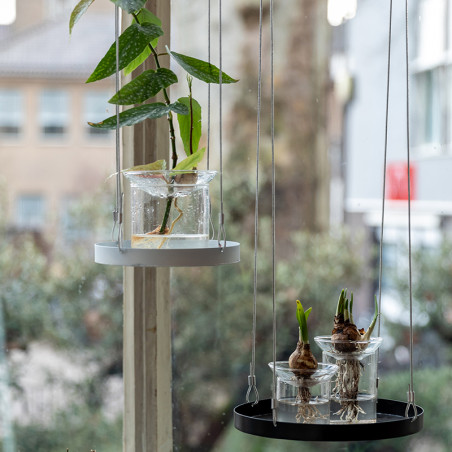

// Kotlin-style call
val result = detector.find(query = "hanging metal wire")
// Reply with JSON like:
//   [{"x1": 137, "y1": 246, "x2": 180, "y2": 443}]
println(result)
[
  {"x1": 404, "y1": 0, "x2": 417, "y2": 420},
  {"x1": 217, "y1": 0, "x2": 226, "y2": 250},
  {"x1": 112, "y1": 3, "x2": 123, "y2": 251},
  {"x1": 246, "y1": 0, "x2": 264, "y2": 407},
  {"x1": 269, "y1": 0, "x2": 277, "y2": 427}
]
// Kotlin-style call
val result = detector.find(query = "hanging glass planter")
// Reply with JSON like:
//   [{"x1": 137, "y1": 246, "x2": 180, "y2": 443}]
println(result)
[
  {"x1": 123, "y1": 170, "x2": 217, "y2": 249},
  {"x1": 314, "y1": 337, "x2": 382, "y2": 424}
]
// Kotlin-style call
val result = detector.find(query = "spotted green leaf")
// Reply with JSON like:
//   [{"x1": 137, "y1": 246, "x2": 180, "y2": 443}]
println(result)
[
  {"x1": 88, "y1": 103, "x2": 170, "y2": 129},
  {"x1": 69, "y1": 0, "x2": 95, "y2": 34},
  {"x1": 177, "y1": 97, "x2": 202, "y2": 157},
  {"x1": 168, "y1": 101, "x2": 189, "y2": 115},
  {"x1": 86, "y1": 23, "x2": 163, "y2": 83},
  {"x1": 169, "y1": 51, "x2": 238, "y2": 84},
  {"x1": 109, "y1": 68, "x2": 177, "y2": 105},
  {"x1": 123, "y1": 9, "x2": 162, "y2": 75}
]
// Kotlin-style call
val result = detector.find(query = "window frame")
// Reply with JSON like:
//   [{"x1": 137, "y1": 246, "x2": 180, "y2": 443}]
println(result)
[
  {"x1": 411, "y1": 0, "x2": 452, "y2": 156},
  {"x1": 121, "y1": 2, "x2": 172, "y2": 451}
]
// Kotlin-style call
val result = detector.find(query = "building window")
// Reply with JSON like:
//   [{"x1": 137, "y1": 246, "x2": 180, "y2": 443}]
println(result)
[
  {"x1": 0, "y1": 90, "x2": 23, "y2": 137},
  {"x1": 411, "y1": 0, "x2": 451, "y2": 154},
  {"x1": 83, "y1": 91, "x2": 113, "y2": 137},
  {"x1": 39, "y1": 90, "x2": 69, "y2": 138},
  {"x1": 15, "y1": 194, "x2": 46, "y2": 230},
  {"x1": 412, "y1": 69, "x2": 442, "y2": 149}
]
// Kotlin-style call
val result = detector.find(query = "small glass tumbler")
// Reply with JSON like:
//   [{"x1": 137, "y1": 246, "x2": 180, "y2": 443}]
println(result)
[
  {"x1": 123, "y1": 170, "x2": 216, "y2": 249},
  {"x1": 314, "y1": 336, "x2": 383, "y2": 424},
  {"x1": 268, "y1": 362, "x2": 338, "y2": 424}
]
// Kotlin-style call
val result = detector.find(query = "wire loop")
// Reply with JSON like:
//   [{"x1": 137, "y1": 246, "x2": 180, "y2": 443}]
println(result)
[{"x1": 246, "y1": 367, "x2": 259, "y2": 406}]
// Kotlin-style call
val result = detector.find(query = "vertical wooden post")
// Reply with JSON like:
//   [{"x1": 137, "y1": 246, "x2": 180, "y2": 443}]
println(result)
[{"x1": 122, "y1": 1, "x2": 172, "y2": 451}]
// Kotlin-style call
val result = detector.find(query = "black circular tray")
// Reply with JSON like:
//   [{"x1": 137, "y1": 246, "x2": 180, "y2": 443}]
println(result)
[{"x1": 234, "y1": 398, "x2": 423, "y2": 442}]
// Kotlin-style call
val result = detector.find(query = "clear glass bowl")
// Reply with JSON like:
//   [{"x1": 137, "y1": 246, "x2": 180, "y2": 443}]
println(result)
[
  {"x1": 268, "y1": 361, "x2": 338, "y2": 387},
  {"x1": 123, "y1": 170, "x2": 217, "y2": 197},
  {"x1": 314, "y1": 336, "x2": 383, "y2": 357}
]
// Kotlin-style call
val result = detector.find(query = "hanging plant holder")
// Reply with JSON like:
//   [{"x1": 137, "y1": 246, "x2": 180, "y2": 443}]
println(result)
[
  {"x1": 234, "y1": 398, "x2": 423, "y2": 442},
  {"x1": 94, "y1": 240, "x2": 240, "y2": 267},
  {"x1": 234, "y1": 0, "x2": 424, "y2": 443},
  {"x1": 78, "y1": 0, "x2": 241, "y2": 268}
]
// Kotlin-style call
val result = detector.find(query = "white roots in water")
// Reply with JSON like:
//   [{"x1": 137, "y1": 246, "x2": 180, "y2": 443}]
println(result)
[
  {"x1": 295, "y1": 385, "x2": 327, "y2": 424},
  {"x1": 332, "y1": 358, "x2": 365, "y2": 422}
]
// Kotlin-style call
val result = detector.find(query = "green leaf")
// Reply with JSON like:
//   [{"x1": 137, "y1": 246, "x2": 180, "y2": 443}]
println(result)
[
  {"x1": 109, "y1": 68, "x2": 177, "y2": 105},
  {"x1": 69, "y1": 0, "x2": 95, "y2": 33},
  {"x1": 86, "y1": 23, "x2": 163, "y2": 83},
  {"x1": 176, "y1": 97, "x2": 202, "y2": 157},
  {"x1": 172, "y1": 148, "x2": 206, "y2": 171},
  {"x1": 123, "y1": 9, "x2": 162, "y2": 75},
  {"x1": 110, "y1": 0, "x2": 147, "y2": 13},
  {"x1": 88, "y1": 103, "x2": 170, "y2": 129},
  {"x1": 124, "y1": 159, "x2": 167, "y2": 172},
  {"x1": 169, "y1": 51, "x2": 238, "y2": 84},
  {"x1": 362, "y1": 296, "x2": 379, "y2": 341},
  {"x1": 296, "y1": 300, "x2": 309, "y2": 344},
  {"x1": 169, "y1": 102, "x2": 189, "y2": 115},
  {"x1": 123, "y1": 48, "x2": 152, "y2": 77}
]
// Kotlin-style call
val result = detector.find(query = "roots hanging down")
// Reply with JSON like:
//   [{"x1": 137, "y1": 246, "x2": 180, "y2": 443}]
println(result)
[
  {"x1": 294, "y1": 384, "x2": 327, "y2": 423},
  {"x1": 157, "y1": 198, "x2": 183, "y2": 249},
  {"x1": 332, "y1": 358, "x2": 365, "y2": 422}
]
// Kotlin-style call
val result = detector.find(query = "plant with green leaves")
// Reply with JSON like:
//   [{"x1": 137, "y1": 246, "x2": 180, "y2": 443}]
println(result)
[
  {"x1": 287, "y1": 300, "x2": 322, "y2": 423},
  {"x1": 70, "y1": 0, "x2": 238, "y2": 234},
  {"x1": 289, "y1": 300, "x2": 318, "y2": 372}
]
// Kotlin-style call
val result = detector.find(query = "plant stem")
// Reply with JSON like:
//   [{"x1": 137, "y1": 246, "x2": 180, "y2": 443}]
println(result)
[
  {"x1": 132, "y1": 13, "x2": 178, "y2": 169},
  {"x1": 131, "y1": 12, "x2": 175, "y2": 234}
]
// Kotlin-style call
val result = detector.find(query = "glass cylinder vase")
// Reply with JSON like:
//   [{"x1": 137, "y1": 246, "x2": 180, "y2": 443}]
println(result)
[
  {"x1": 314, "y1": 336, "x2": 383, "y2": 424},
  {"x1": 268, "y1": 362, "x2": 338, "y2": 424},
  {"x1": 123, "y1": 170, "x2": 217, "y2": 249}
]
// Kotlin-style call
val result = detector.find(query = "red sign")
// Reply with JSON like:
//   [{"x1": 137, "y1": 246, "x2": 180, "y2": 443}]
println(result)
[{"x1": 386, "y1": 162, "x2": 416, "y2": 200}]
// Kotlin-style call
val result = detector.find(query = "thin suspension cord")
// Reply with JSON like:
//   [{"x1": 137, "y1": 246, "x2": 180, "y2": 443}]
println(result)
[
  {"x1": 246, "y1": 0, "x2": 263, "y2": 406},
  {"x1": 377, "y1": 0, "x2": 393, "y2": 341},
  {"x1": 207, "y1": 0, "x2": 215, "y2": 239},
  {"x1": 404, "y1": 0, "x2": 417, "y2": 420},
  {"x1": 207, "y1": 0, "x2": 211, "y2": 169},
  {"x1": 113, "y1": 4, "x2": 123, "y2": 250},
  {"x1": 270, "y1": 0, "x2": 277, "y2": 427},
  {"x1": 217, "y1": 0, "x2": 226, "y2": 248}
]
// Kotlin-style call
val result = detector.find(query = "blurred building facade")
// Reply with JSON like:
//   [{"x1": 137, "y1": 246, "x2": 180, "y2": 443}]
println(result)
[
  {"x1": 334, "y1": 0, "x2": 452, "y2": 309},
  {"x1": 0, "y1": 0, "x2": 115, "y2": 239}
]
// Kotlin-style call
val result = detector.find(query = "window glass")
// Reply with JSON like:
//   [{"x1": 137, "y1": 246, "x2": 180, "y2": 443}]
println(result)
[
  {"x1": 412, "y1": 69, "x2": 442, "y2": 148},
  {"x1": 39, "y1": 90, "x2": 69, "y2": 138},
  {"x1": 0, "y1": 3, "x2": 122, "y2": 450},
  {"x1": 0, "y1": 90, "x2": 23, "y2": 137},
  {"x1": 15, "y1": 194, "x2": 45, "y2": 230},
  {"x1": 83, "y1": 91, "x2": 113, "y2": 137}
]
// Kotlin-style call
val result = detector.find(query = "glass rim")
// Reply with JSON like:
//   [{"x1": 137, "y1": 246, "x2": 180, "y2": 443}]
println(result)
[
  {"x1": 268, "y1": 361, "x2": 338, "y2": 377},
  {"x1": 122, "y1": 169, "x2": 218, "y2": 175},
  {"x1": 314, "y1": 336, "x2": 383, "y2": 345}
]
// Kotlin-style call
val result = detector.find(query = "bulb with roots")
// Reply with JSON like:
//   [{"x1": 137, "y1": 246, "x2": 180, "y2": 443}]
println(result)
[
  {"x1": 330, "y1": 289, "x2": 379, "y2": 422},
  {"x1": 288, "y1": 301, "x2": 327, "y2": 423}
]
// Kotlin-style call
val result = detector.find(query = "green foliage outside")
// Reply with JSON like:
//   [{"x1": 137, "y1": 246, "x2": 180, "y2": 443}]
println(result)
[{"x1": 0, "y1": 187, "x2": 123, "y2": 451}]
